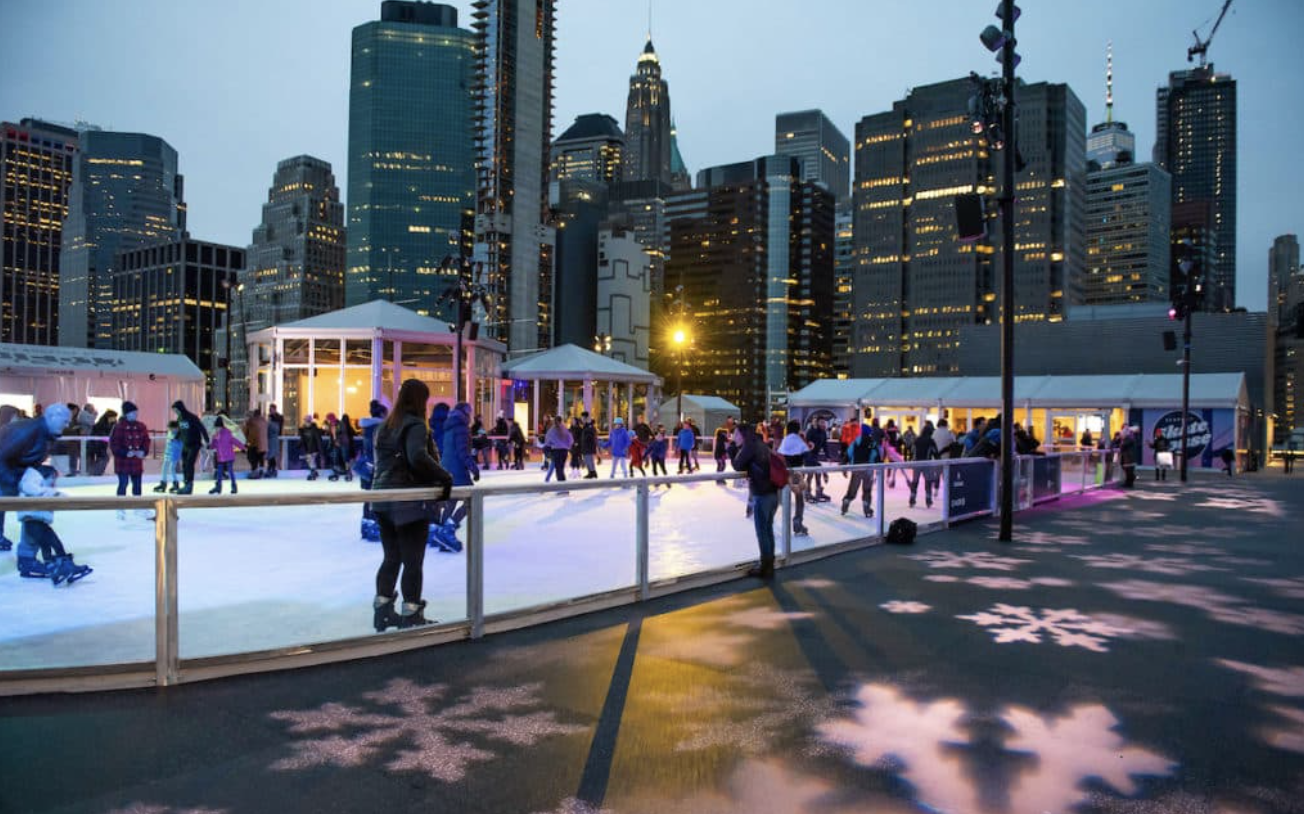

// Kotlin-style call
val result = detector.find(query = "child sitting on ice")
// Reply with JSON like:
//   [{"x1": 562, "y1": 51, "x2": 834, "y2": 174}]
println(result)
[{"x1": 16, "y1": 465, "x2": 92, "y2": 585}]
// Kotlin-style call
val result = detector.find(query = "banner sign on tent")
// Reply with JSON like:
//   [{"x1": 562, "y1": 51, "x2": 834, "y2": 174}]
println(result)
[{"x1": 1130, "y1": 408, "x2": 1233, "y2": 468}]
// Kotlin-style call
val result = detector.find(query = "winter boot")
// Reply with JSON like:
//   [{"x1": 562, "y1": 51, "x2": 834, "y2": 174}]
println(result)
[
  {"x1": 17, "y1": 556, "x2": 52, "y2": 578},
  {"x1": 373, "y1": 595, "x2": 401, "y2": 632},
  {"x1": 746, "y1": 556, "x2": 775, "y2": 580},
  {"x1": 864, "y1": 505, "x2": 874, "y2": 519},
  {"x1": 398, "y1": 600, "x2": 433, "y2": 629},
  {"x1": 230, "y1": 482, "x2": 237, "y2": 495}
]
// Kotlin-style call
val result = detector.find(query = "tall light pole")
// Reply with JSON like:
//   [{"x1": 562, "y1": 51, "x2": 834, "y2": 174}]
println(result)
[
  {"x1": 438, "y1": 255, "x2": 492, "y2": 405},
  {"x1": 672, "y1": 328, "x2": 687, "y2": 422}
]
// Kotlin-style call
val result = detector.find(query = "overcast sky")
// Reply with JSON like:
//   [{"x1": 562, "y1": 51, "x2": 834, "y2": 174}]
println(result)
[{"x1": 2, "y1": 0, "x2": 1300, "y2": 311}]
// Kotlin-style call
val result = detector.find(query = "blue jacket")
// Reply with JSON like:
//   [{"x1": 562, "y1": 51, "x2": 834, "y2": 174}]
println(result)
[
  {"x1": 439, "y1": 403, "x2": 478, "y2": 486},
  {"x1": 603, "y1": 426, "x2": 633, "y2": 457},
  {"x1": 429, "y1": 403, "x2": 450, "y2": 451},
  {"x1": 648, "y1": 437, "x2": 668, "y2": 460},
  {"x1": 0, "y1": 417, "x2": 58, "y2": 496},
  {"x1": 676, "y1": 427, "x2": 696, "y2": 451}
]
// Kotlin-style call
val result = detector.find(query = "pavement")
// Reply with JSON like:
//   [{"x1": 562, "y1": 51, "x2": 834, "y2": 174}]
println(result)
[{"x1": 1, "y1": 472, "x2": 1302, "y2": 814}]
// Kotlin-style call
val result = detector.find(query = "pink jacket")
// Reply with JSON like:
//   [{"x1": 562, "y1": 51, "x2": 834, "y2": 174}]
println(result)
[{"x1": 210, "y1": 427, "x2": 247, "y2": 463}]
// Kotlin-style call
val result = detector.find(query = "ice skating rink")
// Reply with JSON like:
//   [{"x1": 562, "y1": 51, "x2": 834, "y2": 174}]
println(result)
[{"x1": 1, "y1": 464, "x2": 968, "y2": 671}]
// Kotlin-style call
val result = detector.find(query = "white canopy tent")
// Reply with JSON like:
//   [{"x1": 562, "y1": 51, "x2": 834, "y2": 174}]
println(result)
[
  {"x1": 0, "y1": 342, "x2": 205, "y2": 428},
  {"x1": 651, "y1": 394, "x2": 741, "y2": 433},
  {"x1": 788, "y1": 373, "x2": 1249, "y2": 452}
]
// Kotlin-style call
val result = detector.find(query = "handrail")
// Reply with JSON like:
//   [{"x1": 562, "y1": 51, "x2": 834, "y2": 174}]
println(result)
[{"x1": 0, "y1": 451, "x2": 1117, "y2": 696}]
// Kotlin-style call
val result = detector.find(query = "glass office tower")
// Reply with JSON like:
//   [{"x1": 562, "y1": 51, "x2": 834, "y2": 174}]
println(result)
[{"x1": 346, "y1": 1, "x2": 475, "y2": 318}]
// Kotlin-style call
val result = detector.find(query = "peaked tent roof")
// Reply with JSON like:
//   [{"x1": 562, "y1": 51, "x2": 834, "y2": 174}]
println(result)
[
  {"x1": 679, "y1": 394, "x2": 739, "y2": 412},
  {"x1": 0, "y1": 342, "x2": 203, "y2": 379},
  {"x1": 268, "y1": 300, "x2": 450, "y2": 334},
  {"x1": 500, "y1": 344, "x2": 659, "y2": 384}
]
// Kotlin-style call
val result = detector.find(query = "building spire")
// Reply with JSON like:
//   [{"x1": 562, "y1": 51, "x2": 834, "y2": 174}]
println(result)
[
  {"x1": 648, "y1": 0, "x2": 653, "y2": 41},
  {"x1": 1105, "y1": 42, "x2": 1114, "y2": 124}
]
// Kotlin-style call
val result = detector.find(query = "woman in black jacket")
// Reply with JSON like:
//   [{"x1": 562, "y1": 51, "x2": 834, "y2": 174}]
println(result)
[{"x1": 371, "y1": 379, "x2": 453, "y2": 630}]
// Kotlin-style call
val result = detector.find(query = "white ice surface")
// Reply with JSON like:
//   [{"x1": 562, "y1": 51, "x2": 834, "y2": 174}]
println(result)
[{"x1": 1, "y1": 464, "x2": 956, "y2": 670}]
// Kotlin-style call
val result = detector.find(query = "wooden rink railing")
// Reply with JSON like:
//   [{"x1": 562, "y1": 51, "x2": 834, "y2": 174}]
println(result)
[{"x1": 0, "y1": 451, "x2": 1119, "y2": 696}]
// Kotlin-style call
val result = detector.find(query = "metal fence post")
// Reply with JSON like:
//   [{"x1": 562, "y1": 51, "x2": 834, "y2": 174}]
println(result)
[
  {"x1": 874, "y1": 466, "x2": 885, "y2": 538},
  {"x1": 780, "y1": 484, "x2": 792, "y2": 562},
  {"x1": 636, "y1": 483, "x2": 649, "y2": 601},
  {"x1": 154, "y1": 497, "x2": 179, "y2": 687},
  {"x1": 941, "y1": 462, "x2": 951, "y2": 526},
  {"x1": 467, "y1": 492, "x2": 485, "y2": 639}
]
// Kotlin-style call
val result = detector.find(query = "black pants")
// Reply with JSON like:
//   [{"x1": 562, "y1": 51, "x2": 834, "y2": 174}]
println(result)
[
  {"x1": 651, "y1": 458, "x2": 667, "y2": 476},
  {"x1": 181, "y1": 447, "x2": 200, "y2": 487},
  {"x1": 375, "y1": 512, "x2": 429, "y2": 602},
  {"x1": 677, "y1": 449, "x2": 692, "y2": 473},
  {"x1": 550, "y1": 448, "x2": 570, "y2": 482},
  {"x1": 116, "y1": 472, "x2": 143, "y2": 496}
]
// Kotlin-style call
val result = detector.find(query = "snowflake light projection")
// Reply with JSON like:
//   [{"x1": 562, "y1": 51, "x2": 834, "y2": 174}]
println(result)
[
  {"x1": 1216, "y1": 660, "x2": 1304, "y2": 697},
  {"x1": 957, "y1": 604, "x2": 1133, "y2": 652},
  {"x1": 1196, "y1": 495, "x2": 1285, "y2": 517},
  {"x1": 818, "y1": 683, "x2": 1175, "y2": 814},
  {"x1": 1143, "y1": 542, "x2": 1222, "y2": 555},
  {"x1": 1100, "y1": 579, "x2": 1304, "y2": 636},
  {"x1": 905, "y1": 551, "x2": 1033, "y2": 571},
  {"x1": 789, "y1": 577, "x2": 837, "y2": 589},
  {"x1": 880, "y1": 600, "x2": 931, "y2": 614},
  {"x1": 988, "y1": 530, "x2": 1091, "y2": 546},
  {"x1": 1070, "y1": 553, "x2": 1227, "y2": 576},
  {"x1": 529, "y1": 799, "x2": 614, "y2": 814},
  {"x1": 1243, "y1": 576, "x2": 1304, "y2": 599},
  {"x1": 106, "y1": 806, "x2": 228, "y2": 814},
  {"x1": 712, "y1": 598, "x2": 814, "y2": 630},
  {"x1": 269, "y1": 678, "x2": 586, "y2": 782},
  {"x1": 923, "y1": 574, "x2": 1074, "y2": 591}
]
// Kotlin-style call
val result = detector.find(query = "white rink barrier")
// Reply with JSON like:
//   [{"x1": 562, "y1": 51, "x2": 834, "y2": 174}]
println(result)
[{"x1": 0, "y1": 451, "x2": 1119, "y2": 696}]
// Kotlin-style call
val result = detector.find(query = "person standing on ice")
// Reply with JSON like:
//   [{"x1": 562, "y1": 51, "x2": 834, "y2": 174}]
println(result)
[
  {"x1": 601, "y1": 417, "x2": 632, "y2": 478},
  {"x1": 153, "y1": 420, "x2": 182, "y2": 494},
  {"x1": 372, "y1": 378, "x2": 453, "y2": 630},
  {"x1": 675, "y1": 422, "x2": 696, "y2": 474},
  {"x1": 108, "y1": 401, "x2": 152, "y2": 519},
  {"x1": 580, "y1": 413, "x2": 599, "y2": 479},
  {"x1": 243, "y1": 409, "x2": 268, "y2": 479},
  {"x1": 732, "y1": 420, "x2": 779, "y2": 580},
  {"x1": 0, "y1": 403, "x2": 71, "y2": 561},
  {"x1": 436, "y1": 401, "x2": 478, "y2": 550},
  {"x1": 265, "y1": 405, "x2": 283, "y2": 478},
  {"x1": 171, "y1": 401, "x2": 208, "y2": 495},
  {"x1": 298, "y1": 415, "x2": 323, "y2": 480},
  {"x1": 544, "y1": 415, "x2": 573, "y2": 483},
  {"x1": 208, "y1": 416, "x2": 246, "y2": 494}
]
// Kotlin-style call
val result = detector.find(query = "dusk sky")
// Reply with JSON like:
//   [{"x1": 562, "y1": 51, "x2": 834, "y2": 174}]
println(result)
[{"x1": 2, "y1": 0, "x2": 1300, "y2": 312}]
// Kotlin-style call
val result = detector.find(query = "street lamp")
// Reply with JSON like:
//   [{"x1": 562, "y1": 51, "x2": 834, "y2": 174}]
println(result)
[
  {"x1": 672, "y1": 327, "x2": 688, "y2": 422},
  {"x1": 437, "y1": 254, "x2": 492, "y2": 405}
]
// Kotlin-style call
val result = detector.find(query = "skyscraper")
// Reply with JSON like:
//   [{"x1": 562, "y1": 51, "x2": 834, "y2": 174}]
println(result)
[
  {"x1": 60, "y1": 130, "x2": 185, "y2": 349},
  {"x1": 222, "y1": 155, "x2": 347, "y2": 407},
  {"x1": 1, "y1": 119, "x2": 77, "y2": 346},
  {"x1": 1269, "y1": 234, "x2": 1302, "y2": 442},
  {"x1": 114, "y1": 237, "x2": 245, "y2": 407},
  {"x1": 622, "y1": 39, "x2": 673, "y2": 188},
  {"x1": 851, "y1": 78, "x2": 1085, "y2": 377},
  {"x1": 667, "y1": 156, "x2": 835, "y2": 418},
  {"x1": 550, "y1": 113, "x2": 623, "y2": 185},
  {"x1": 473, "y1": 0, "x2": 558, "y2": 353},
  {"x1": 668, "y1": 119, "x2": 691, "y2": 191},
  {"x1": 1155, "y1": 65, "x2": 1237, "y2": 311},
  {"x1": 774, "y1": 109, "x2": 850, "y2": 201},
  {"x1": 832, "y1": 207, "x2": 854, "y2": 376},
  {"x1": 347, "y1": 1, "x2": 475, "y2": 312},
  {"x1": 1269, "y1": 233, "x2": 1299, "y2": 326},
  {"x1": 1080, "y1": 48, "x2": 1171, "y2": 307}
]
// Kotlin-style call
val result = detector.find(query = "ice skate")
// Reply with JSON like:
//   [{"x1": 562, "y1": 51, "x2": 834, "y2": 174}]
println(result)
[
  {"x1": 864, "y1": 506, "x2": 874, "y2": 518},
  {"x1": 17, "y1": 556, "x2": 53, "y2": 578},
  {"x1": 328, "y1": 473, "x2": 339, "y2": 482},
  {"x1": 152, "y1": 482, "x2": 167, "y2": 493},
  {"x1": 168, "y1": 483, "x2": 181, "y2": 493},
  {"x1": 50, "y1": 554, "x2": 92, "y2": 586},
  {"x1": 208, "y1": 486, "x2": 221, "y2": 495},
  {"x1": 230, "y1": 483, "x2": 237, "y2": 495},
  {"x1": 0, "y1": 535, "x2": 12, "y2": 552},
  {"x1": 398, "y1": 599, "x2": 433, "y2": 628},
  {"x1": 135, "y1": 508, "x2": 156, "y2": 521},
  {"x1": 360, "y1": 517, "x2": 381, "y2": 542},
  {"x1": 373, "y1": 595, "x2": 401, "y2": 632},
  {"x1": 307, "y1": 470, "x2": 319, "y2": 481},
  {"x1": 840, "y1": 498, "x2": 850, "y2": 516}
]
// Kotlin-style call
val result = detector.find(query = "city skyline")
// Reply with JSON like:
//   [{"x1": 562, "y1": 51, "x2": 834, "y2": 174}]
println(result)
[{"x1": 1, "y1": 0, "x2": 1300, "y2": 312}]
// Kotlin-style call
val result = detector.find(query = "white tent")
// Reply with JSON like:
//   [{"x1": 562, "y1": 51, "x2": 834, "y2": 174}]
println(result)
[
  {"x1": 653, "y1": 393, "x2": 741, "y2": 432},
  {"x1": 0, "y1": 342, "x2": 205, "y2": 429},
  {"x1": 500, "y1": 344, "x2": 661, "y2": 431}
]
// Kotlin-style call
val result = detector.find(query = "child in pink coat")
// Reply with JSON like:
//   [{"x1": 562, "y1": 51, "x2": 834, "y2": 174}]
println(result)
[{"x1": 209, "y1": 416, "x2": 247, "y2": 494}]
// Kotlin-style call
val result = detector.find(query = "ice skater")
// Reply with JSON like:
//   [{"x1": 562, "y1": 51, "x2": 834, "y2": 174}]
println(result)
[
  {"x1": 841, "y1": 423, "x2": 880, "y2": 519},
  {"x1": 1, "y1": 403, "x2": 71, "y2": 553},
  {"x1": 544, "y1": 416, "x2": 573, "y2": 484},
  {"x1": 109, "y1": 400, "x2": 153, "y2": 520},
  {"x1": 171, "y1": 401, "x2": 208, "y2": 494},
  {"x1": 436, "y1": 401, "x2": 479, "y2": 551},
  {"x1": 777, "y1": 420, "x2": 812, "y2": 536},
  {"x1": 154, "y1": 421, "x2": 183, "y2": 494},
  {"x1": 648, "y1": 429, "x2": 670, "y2": 484},
  {"x1": 208, "y1": 416, "x2": 246, "y2": 494},
  {"x1": 16, "y1": 465, "x2": 92, "y2": 584},
  {"x1": 602, "y1": 417, "x2": 632, "y2": 478},
  {"x1": 298, "y1": 415, "x2": 323, "y2": 480}
]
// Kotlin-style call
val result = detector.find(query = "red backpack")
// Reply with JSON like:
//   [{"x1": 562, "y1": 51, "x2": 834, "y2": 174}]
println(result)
[{"x1": 768, "y1": 451, "x2": 789, "y2": 489}]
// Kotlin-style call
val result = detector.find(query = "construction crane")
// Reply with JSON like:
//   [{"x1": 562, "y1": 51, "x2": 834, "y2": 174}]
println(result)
[{"x1": 1188, "y1": 0, "x2": 1233, "y2": 67}]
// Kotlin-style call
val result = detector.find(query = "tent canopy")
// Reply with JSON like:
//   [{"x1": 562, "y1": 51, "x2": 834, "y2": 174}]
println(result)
[
  {"x1": 788, "y1": 373, "x2": 1248, "y2": 411},
  {"x1": 0, "y1": 342, "x2": 203, "y2": 379},
  {"x1": 269, "y1": 300, "x2": 451, "y2": 334},
  {"x1": 501, "y1": 344, "x2": 660, "y2": 384}
]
